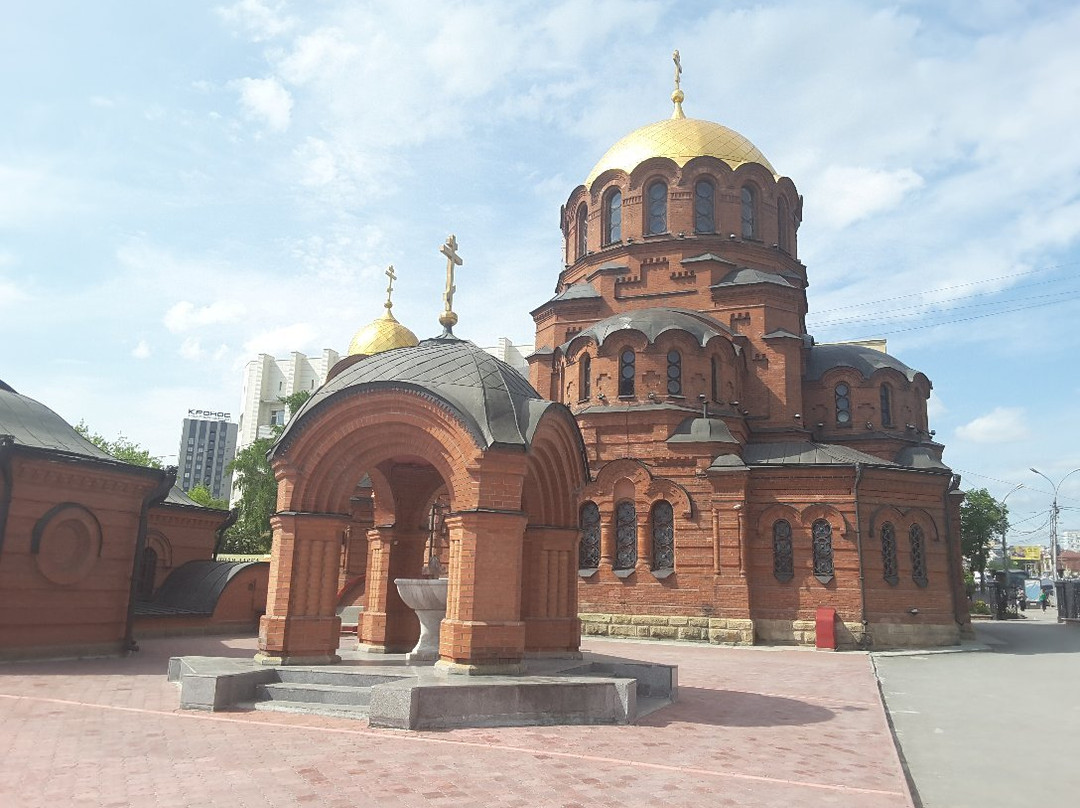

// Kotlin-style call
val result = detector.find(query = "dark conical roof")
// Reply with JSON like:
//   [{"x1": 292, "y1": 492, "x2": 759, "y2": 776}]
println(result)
[
  {"x1": 274, "y1": 338, "x2": 557, "y2": 454},
  {"x1": 562, "y1": 307, "x2": 732, "y2": 352},
  {"x1": 806, "y1": 344, "x2": 921, "y2": 383},
  {"x1": 0, "y1": 383, "x2": 115, "y2": 461}
]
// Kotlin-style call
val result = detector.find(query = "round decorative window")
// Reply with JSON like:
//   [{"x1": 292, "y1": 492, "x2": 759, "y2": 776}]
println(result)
[{"x1": 33, "y1": 505, "x2": 102, "y2": 586}]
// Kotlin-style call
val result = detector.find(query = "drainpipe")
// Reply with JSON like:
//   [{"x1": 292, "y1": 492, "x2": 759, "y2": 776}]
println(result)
[
  {"x1": 852, "y1": 462, "x2": 869, "y2": 647},
  {"x1": 123, "y1": 467, "x2": 175, "y2": 654},
  {"x1": 0, "y1": 436, "x2": 13, "y2": 558},
  {"x1": 942, "y1": 473, "x2": 964, "y2": 629},
  {"x1": 212, "y1": 507, "x2": 239, "y2": 560}
]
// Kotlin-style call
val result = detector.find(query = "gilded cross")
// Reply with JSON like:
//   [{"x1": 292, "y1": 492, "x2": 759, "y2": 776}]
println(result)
[
  {"x1": 673, "y1": 50, "x2": 682, "y2": 90},
  {"x1": 440, "y1": 234, "x2": 463, "y2": 314},
  {"x1": 384, "y1": 265, "x2": 397, "y2": 311}
]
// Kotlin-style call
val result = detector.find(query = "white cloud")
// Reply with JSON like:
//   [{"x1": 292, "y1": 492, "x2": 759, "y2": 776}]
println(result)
[
  {"x1": 234, "y1": 77, "x2": 293, "y2": 132},
  {"x1": 809, "y1": 165, "x2": 924, "y2": 230},
  {"x1": 132, "y1": 340, "x2": 151, "y2": 359},
  {"x1": 955, "y1": 407, "x2": 1032, "y2": 443},
  {"x1": 164, "y1": 300, "x2": 247, "y2": 333},
  {"x1": 243, "y1": 323, "x2": 319, "y2": 356},
  {"x1": 179, "y1": 337, "x2": 205, "y2": 360},
  {"x1": 216, "y1": 0, "x2": 295, "y2": 40}
]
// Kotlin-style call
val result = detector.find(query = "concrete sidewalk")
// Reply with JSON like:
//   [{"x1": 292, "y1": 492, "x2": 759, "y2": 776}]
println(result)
[{"x1": 0, "y1": 635, "x2": 914, "y2": 807}]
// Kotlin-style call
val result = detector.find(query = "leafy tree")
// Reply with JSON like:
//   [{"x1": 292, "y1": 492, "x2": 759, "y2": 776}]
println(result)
[
  {"x1": 220, "y1": 390, "x2": 311, "y2": 554},
  {"x1": 186, "y1": 483, "x2": 228, "y2": 510},
  {"x1": 75, "y1": 421, "x2": 163, "y2": 468},
  {"x1": 960, "y1": 487, "x2": 1009, "y2": 585}
]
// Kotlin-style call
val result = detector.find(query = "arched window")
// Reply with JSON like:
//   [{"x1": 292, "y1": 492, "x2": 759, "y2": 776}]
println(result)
[
  {"x1": 812, "y1": 519, "x2": 834, "y2": 583},
  {"x1": 880, "y1": 384, "x2": 893, "y2": 427},
  {"x1": 666, "y1": 350, "x2": 682, "y2": 396},
  {"x1": 694, "y1": 179, "x2": 716, "y2": 234},
  {"x1": 614, "y1": 500, "x2": 638, "y2": 570},
  {"x1": 910, "y1": 524, "x2": 928, "y2": 586},
  {"x1": 645, "y1": 180, "x2": 667, "y2": 235},
  {"x1": 137, "y1": 546, "x2": 158, "y2": 600},
  {"x1": 575, "y1": 203, "x2": 588, "y2": 260},
  {"x1": 604, "y1": 189, "x2": 622, "y2": 244},
  {"x1": 578, "y1": 354, "x2": 591, "y2": 401},
  {"x1": 835, "y1": 382, "x2": 852, "y2": 426},
  {"x1": 618, "y1": 348, "x2": 635, "y2": 397},
  {"x1": 578, "y1": 501, "x2": 600, "y2": 569},
  {"x1": 881, "y1": 521, "x2": 899, "y2": 585},
  {"x1": 777, "y1": 197, "x2": 790, "y2": 252},
  {"x1": 741, "y1": 185, "x2": 757, "y2": 239},
  {"x1": 651, "y1": 500, "x2": 674, "y2": 570},
  {"x1": 773, "y1": 520, "x2": 794, "y2": 582},
  {"x1": 710, "y1": 356, "x2": 719, "y2": 402}
]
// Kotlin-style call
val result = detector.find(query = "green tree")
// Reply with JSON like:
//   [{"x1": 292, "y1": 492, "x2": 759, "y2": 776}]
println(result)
[
  {"x1": 960, "y1": 487, "x2": 1008, "y2": 585},
  {"x1": 75, "y1": 421, "x2": 163, "y2": 468},
  {"x1": 186, "y1": 483, "x2": 228, "y2": 510},
  {"x1": 220, "y1": 390, "x2": 311, "y2": 554}
]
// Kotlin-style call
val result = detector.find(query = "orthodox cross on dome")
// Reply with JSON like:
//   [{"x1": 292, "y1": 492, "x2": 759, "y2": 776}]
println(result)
[
  {"x1": 438, "y1": 234, "x2": 464, "y2": 336},
  {"x1": 384, "y1": 265, "x2": 397, "y2": 312},
  {"x1": 671, "y1": 49, "x2": 686, "y2": 120}
]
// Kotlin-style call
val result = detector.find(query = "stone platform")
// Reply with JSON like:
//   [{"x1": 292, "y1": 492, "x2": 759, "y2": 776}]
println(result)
[{"x1": 169, "y1": 643, "x2": 677, "y2": 730}]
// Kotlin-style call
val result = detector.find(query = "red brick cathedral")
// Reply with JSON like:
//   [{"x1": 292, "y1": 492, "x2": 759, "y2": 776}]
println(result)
[{"x1": 527, "y1": 83, "x2": 970, "y2": 648}]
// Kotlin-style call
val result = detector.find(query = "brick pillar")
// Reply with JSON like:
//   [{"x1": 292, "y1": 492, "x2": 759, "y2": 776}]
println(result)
[
  {"x1": 636, "y1": 516, "x2": 651, "y2": 570},
  {"x1": 521, "y1": 526, "x2": 581, "y2": 655},
  {"x1": 257, "y1": 512, "x2": 347, "y2": 665},
  {"x1": 438, "y1": 509, "x2": 528, "y2": 674},
  {"x1": 599, "y1": 511, "x2": 615, "y2": 567},
  {"x1": 357, "y1": 526, "x2": 426, "y2": 653}
]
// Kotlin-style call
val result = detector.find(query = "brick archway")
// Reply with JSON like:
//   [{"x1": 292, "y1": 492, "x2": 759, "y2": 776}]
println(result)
[{"x1": 256, "y1": 383, "x2": 588, "y2": 672}]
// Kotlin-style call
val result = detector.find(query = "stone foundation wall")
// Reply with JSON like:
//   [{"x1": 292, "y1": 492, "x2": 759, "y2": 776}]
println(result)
[
  {"x1": 580, "y1": 613, "x2": 754, "y2": 645},
  {"x1": 755, "y1": 618, "x2": 960, "y2": 649},
  {"x1": 868, "y1": 621, "x2": 960, "y2": 648}
]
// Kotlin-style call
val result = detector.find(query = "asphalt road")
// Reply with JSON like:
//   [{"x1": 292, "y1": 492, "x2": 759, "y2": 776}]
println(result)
[{"x1": 874, "y1": 608, "x2": 1080, "y2": 807}]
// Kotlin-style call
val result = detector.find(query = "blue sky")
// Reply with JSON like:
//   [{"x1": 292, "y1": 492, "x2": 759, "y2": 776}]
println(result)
[{"x1": 3, "y1": 0, "x2": 1079, "y2": 542}]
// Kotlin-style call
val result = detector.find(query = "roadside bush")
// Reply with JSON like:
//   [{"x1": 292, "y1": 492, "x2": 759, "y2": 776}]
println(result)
[{"x1": 970, "y1": 599, "x2": 991, "y2": 615}]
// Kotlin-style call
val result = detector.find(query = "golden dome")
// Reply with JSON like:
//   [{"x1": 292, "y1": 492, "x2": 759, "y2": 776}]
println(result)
[
  {"x1": 347, "y1": 310, "x2": 419, "y2": 356},
  {"x1": 585, "y1": 116, "x2": 777, "y2": 189}
]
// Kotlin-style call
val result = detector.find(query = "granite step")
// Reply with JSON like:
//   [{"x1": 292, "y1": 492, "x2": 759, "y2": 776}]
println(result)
[
  {"x1": 256, "y1": 681, "x2": 373, "y2": 706},
  {"x1": 274, "y1": 668, "x2": 405, "y2": 688},
  {"x1": 243, "y1": 699, "x2": 371, "y2": 721}
]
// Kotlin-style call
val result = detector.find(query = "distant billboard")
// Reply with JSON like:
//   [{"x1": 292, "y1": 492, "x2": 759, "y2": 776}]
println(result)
[
  {"x1": 1009, "y1": 545, "x2": 1042, "y2": 561},
  {"x1": 188, "y1": 409, "x2": 232, "y2": 421}
]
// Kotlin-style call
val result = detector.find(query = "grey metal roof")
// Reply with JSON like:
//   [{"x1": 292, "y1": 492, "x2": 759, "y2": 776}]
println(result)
[
  {"x1": 667, "y1": 417, "x2": 740, "y2": 444},
  {"x1": 0, "y1": 386, "x2": 115, "y2": 461},
  {"x1": 806, "y1": 343, "x2": 920, "y2": 382},
  {"x1": 553, "y1": 282, "x2": 601, "y2": 301},
  {"x1": 276, "y1": 337, "x2": 558, "y2": 453},
  {"x1": 681, "y1": 252, "x2": 732, "y2": 266},
  {"x1": 562, "y1": 307, "x2": 732, "y2": 351},
  {"x1": 763, "y1": 329, "x2": 802, "y2": 340},
  {"x1": 140, "y1": 560, "x2": 267, "y2": 615},
  {"x1": 163, "y1": 486, "x2": 229, "y2": 511},
  {"x1": 711, "y1": 267, "x2": 794, "y2": 289},
  {"x1": 740, "y1": 441, "x2": 897, "y2": 467},
  {"x1": 894, "y1": 445, "x2": 950, "y2": 471}
]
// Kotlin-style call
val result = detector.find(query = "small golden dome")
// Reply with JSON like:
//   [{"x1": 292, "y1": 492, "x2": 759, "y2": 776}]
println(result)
[
  {"x1": 585, "y1": 116, "x2": 777, "y2": 189},
  {"x1": 347, "y1": 310, "x2": 419, "y2": 356}
]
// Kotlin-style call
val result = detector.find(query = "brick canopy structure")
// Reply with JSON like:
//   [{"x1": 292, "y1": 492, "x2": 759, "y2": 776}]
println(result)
[
  {"x1": 527, "y1": 87, "x2": 970, "y2": 648},
  {"x1": 257, "y1": 336, "x2": 589, "y2": 671}
]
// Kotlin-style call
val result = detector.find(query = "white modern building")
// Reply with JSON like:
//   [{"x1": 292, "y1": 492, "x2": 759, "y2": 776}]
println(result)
[{"x1": 237, "y1": 349, "x2": 341, "y2": 452}]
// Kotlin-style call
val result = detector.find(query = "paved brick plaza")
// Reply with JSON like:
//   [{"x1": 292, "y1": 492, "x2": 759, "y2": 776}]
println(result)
[{"x1": 0, "y1": 635, "x2": 914, "y2": 807}]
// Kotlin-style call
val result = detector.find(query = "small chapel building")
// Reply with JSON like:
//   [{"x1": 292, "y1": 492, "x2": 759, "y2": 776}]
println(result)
[{"x1": 526, "y1": 81, "x2": 969, "y2": 648}]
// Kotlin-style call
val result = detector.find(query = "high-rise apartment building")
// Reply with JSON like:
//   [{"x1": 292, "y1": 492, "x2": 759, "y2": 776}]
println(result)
[
  {"x1": 237, "y1": 350, "x2": 341, "y2": 452},
  {"x1": 177, "y1": 410, "x2": 239, "y2": 501}
]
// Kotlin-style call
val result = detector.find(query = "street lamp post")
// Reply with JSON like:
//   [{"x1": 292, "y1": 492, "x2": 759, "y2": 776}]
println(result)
[
  {"x1": 996, "y1": 484, "x2": 1024, "y2": 620},
  {"x1": 1029, "y1": 467, "x2": 1080, "y2": 581}
]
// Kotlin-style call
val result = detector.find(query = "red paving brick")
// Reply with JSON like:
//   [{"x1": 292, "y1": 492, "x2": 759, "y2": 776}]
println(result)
[{"x1": 0, "y1": 635, "x2": 914, "y2": 807}]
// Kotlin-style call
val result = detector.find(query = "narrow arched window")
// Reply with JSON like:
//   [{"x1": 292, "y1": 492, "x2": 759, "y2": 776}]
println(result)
[
  {"x1": 910, "y1": 524, "x2": 928, "y2": 586},
  {"x1": 646, "y1": 180, "x2": 667, "y2": 235},
  {"x1": 604, "y1": 189, "x2": 622, "y2": 244},
  {"x1": 575, "y1": 203, "x2": 588, "y2": 260},
  {"x1": 835, "y1": 382, "x2": 851, "y2": 426},
  {"x1": 741, "y1": 185, "x2": 757, "y2": 239},
  {"x1": 773, "y1": 520, "x2": 794, "y2": 582},
  {"x1": 137, "y1": 546, "x2": 158, "y2": 600},
  {"x1": 666, "y1": 350, "x2": 682, "y2": 396},
  {"x1": 812, "y1": 519, "x2": 834, "y2": 583},
  {"x1": 578, "y1": 501, "x2": 600, "y2": 569},
  {"x1": 694, "y1": 179, "x2": 715, "y2": 234},
  {"x1": 579, "y1": 354, "x2": 591, "y2": 401},
  {"x1": 618, "y1": 348, "x2": 635, "y2": 397},
  {"x1": 614, "y1": 500, "x2": 638, "y2": 570},
  {"x1": 880, "y1": 384, "x2": 893, "y2": 428},
  {"x1": 710, "y1": 356, "x2": 719, "y2": 402},
  {"x1": 881, "y1": 521, "x2": 899, "y2": 585},
  {"x1": 651, "y1": 500, "x2": 674, "y2": 570},
  {"x1": 777, "y1": 197, "x2": 790, "y2": 252}
]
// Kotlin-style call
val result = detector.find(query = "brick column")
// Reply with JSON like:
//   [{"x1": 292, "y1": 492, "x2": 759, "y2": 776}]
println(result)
[
  {"x1": 599, "y1": 511, "x2": 615, "y2": 567},
  {"x1": 437, "y1": 509, "x2": 528, "y2": 674},
  {"x1": 357, "y1": 526, "x2": 426, "y2": 653},
  {"x1": 636, "y1": 516, "x2": 651, "y2": 570},
  {"x1": 257, "y1": 512, "x2": 347, "y2": 665},
  {"x1": 521, "y1": 526, "x2": 581, "y2": 655}
]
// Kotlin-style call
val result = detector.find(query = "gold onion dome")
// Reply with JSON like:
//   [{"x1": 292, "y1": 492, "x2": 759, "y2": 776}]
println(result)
[
  {"x1": 584, "y1": 52, "x2": 776, "y2": 188},
  {"x1": 348, "y1": 309, "x2": 419, "y2": 356}
]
